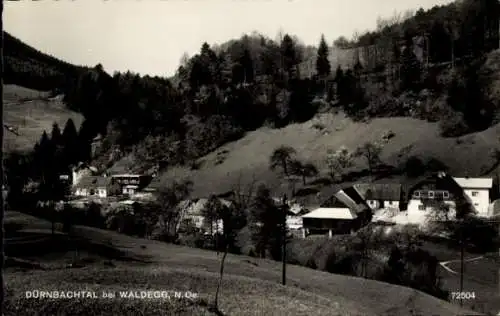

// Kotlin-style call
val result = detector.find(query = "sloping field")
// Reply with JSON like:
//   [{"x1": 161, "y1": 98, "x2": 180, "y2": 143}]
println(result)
[
  {"x1": 5, "y1": 211, "x2": 478, "y2": 316},
  {"x1": 3, "y1": 84, "x2": 84, "y2": 152},
  {"x1": 150, "y1": 112, "x2": 500, "y2": 198}
]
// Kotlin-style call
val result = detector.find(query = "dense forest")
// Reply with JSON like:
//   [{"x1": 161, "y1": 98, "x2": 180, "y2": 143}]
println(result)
[
  {"x1": 4, "y1": 0, "x2": 500, "y2": 205},
  {"x1": 3, "y1": 32, "x2": 88, "y2": 92}
]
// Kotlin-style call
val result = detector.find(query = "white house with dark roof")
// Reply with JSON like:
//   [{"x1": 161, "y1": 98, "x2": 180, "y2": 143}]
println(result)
[
  {"x1": 353, "y1": 183, "x2": 402, "y2": 211},
  {"x1": 452, "y1": 177, "x2": 493, "y2": 218},
  {"x1": 73, "y1": 176, "x2": 112, "y2": 198}
]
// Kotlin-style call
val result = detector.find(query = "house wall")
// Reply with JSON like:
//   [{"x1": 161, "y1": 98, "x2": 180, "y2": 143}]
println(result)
[
  {"x1": 97, "y1": 188, "x2": 107, "y2": 198},
  {"x1": 367, "y1": 199, "x2": 400, "y2": 210},
  {"x1": 407, "y1": 199, "x2": 455, "y2": 224},
  {"x1": 303, "y1": 218, "x2": 358, "y2": 234},
  {"x1": 75, "y1": 188, "x2": 89, "y2": 196},
  {"x1": 286, "y1": 215, "x2": 303, "y2": 230},
  {"x1": 462, "y1": 188, "x2": 490, "y2": 217},
  {"x1": 72, "y1": 169, "x2": 92, "y2": 187}
]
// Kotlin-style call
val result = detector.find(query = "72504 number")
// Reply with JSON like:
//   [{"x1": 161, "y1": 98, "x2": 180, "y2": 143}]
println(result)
[{"x1": 450, "y1": 292, "x2": 476, "y2": 300}]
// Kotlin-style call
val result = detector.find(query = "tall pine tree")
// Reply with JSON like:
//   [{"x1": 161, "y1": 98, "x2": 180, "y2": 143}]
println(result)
[
  {"x1": 316, "y1": 34, "x2": 331, "y2": 77},
  {"x1": 62, "y1": 118, "x2": 79, "y2": 167}
]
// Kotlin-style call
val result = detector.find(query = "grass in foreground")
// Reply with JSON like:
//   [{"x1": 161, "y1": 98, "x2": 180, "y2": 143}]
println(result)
[{"x1": 4, "y1": 211, "x2": 480, "y2": 316}]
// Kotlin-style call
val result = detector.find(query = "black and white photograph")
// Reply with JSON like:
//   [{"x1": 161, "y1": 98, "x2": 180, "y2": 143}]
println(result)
[{"x1": 1, "y1": 0, "x2": 500, "y2": 315}]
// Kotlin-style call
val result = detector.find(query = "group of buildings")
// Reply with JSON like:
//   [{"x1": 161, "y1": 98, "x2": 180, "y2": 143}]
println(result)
[
  {"x1": 60, "y1": 165, "x2": 500, "y2": 239},
  {"x1": 60, "y1": 163, "x2": 154, "y2": 202},
  {"x1": 298, "y1": 172, "x2": 499, "y2": 238}
]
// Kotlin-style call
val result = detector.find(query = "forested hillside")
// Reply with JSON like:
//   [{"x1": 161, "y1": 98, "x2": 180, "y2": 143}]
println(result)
[
  {"x1": 5, "y1": 0, "x2": 500, "y2": 204},
  {"x1": 3, "y1": 31, "x2": 87, "y2": 92}
]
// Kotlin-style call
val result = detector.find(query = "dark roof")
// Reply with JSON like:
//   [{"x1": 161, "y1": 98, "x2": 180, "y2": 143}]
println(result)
[
  {"x1": 320, "y1": 195, "x2": 349, "y2": 208},
  {"x1": 74, "y1": 176, "x2": 111, "y2": 189},
  {"x1": 343, "y1": 186, "x2": 368, "y2": 204},
  {"x1": 403, "y1": 172, "x2": 465, "y2": 200},
  {"x1": 354, "y1": 183, "x2": 402, "y2": 201},
  {"x1": 318, "y1": 185, "x2": 369, "y2": 211}
]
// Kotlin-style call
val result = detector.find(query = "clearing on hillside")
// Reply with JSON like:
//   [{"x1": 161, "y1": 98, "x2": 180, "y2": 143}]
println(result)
[
  {"x1": 142, "y1": 112, "x2": 500, "y2": 198},
  {"x1": 3, "y1": 84, "x2": 84, "y2": 153}
]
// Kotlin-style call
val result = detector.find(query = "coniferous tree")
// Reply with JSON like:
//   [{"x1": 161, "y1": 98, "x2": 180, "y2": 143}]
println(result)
[
  {"x1": 400, "y1": 34, "x2": 422, "y2": 91},
  {"x1": 316, "y1": 34, "x2": 331, "y2": 77},
  {"x1": 62, "y1": 118, "x2": 79, "y2": 167},
  {"x1": 249, "y1": 185, "x2": 283, "y2": 260},
  {"x1": 280, "y1": 34, "x2": 302, "y2": 81}
]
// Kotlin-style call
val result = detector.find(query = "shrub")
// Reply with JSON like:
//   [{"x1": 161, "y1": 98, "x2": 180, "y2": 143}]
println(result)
[
  {"x1": 178, "y1": 232, "x2": 207, "y2": 249},
  {"x1": 439, "y1": 111, "x2": 469, "y2": 137},
  {"x1": 305, "y1": 257, "x2": 318, "y2": 269},
  {"x1": 379, "y1": 247, "x2": 449, "y2": 300}
]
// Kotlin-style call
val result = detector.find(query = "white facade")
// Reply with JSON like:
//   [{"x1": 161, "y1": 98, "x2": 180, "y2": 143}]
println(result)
[
  {"x1": 74, "y1": 188, "x2": 89, "y2": 196},
  {"x1": 406, "y1": 199, "x2": 456, "y2": 225},
  {"x1": 453, "y1": 177, "x2": 492, "y2": 218},
  {"x1": 286, "y1": 215, "x2": 303, "y2": 230},
  {"x1": 97, "y1": 187, "x2": 107, "y2": 198},
  {"x1": 461, "y1": 188, "x2": 490, "y2": 217},
  {"x1": 123, "y1": 185, "x2": 138, "y2": 195},
  {"x1": 366, "y1": 199, "x2": 400, "y2": 210},
  {"x1": 74, "y1": 187, "x2": 107, "y2": 198}
]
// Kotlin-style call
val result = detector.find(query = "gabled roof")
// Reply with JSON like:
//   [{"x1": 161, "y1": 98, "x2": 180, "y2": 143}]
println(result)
[
  {"x1": 404, "y1": 172, "x2": 467, "y2": 201},
  {"x1": 302, "y1": 207, "x2": 357, "y2": 220},
  {"x1": 74, "y1": 176, "x2": 111, "y2": 189},
  {"x1": 354, "y1": 183, "x2": 402, "y2": 201},
  {"x1": 452, "y1": 177, "x2": 493, "y2": 189},
  {"x1": 303, "y1": 187, "x2": 368, "y2": 220}
]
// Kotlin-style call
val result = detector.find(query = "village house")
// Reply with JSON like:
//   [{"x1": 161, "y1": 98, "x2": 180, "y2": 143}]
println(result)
[
  {"x1": 453, "y1": 177, "x2": 493, "y2": 218},
  {"x1": 70, "y1": 162, "x2": 99, "y2": 186},
  {"x1": 110, "y1": 174, "x2": 152, "y2": 195},
  {"x1": 403, "y1": 173, "x2": 495, "y2": 225},
  {"x1": 73, "y1": 176, "x2": 112, "y2": 198},
  {"x1": 403, "y1": 172, "x2": 467, "y2": 224},
  {"x1": 301, "y1": 186, "x2": 372, "y2": 238},
  {"x1": 353, "y1": 183, "x2": 402, "y2": 211},
  {"x1": 176, "y1": 197, "x2": 233, "y2": 235}
]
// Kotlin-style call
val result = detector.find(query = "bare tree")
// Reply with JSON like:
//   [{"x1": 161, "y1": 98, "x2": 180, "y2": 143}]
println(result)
[
  {"x1": 156, "y1": 179, "x2": 193, "y2": 239},
  {"x1": 289, "y1": 159, "x2": 318, "y2": 185},
  {"x1": 326, "y1": 146, "x2": 354, "y2": 181},
  {"x1": 269, "y1": 145, "x2": 297, "y2": 177},
  {"x1": 354, "y1": 225, "x2": 384, "y2": 278},
  {"x1": 355, "y1": 142, "x2": 382, "y2": 181},
  {"x1": 211, "y1": 174, "x2": 257, "y2": 313}
]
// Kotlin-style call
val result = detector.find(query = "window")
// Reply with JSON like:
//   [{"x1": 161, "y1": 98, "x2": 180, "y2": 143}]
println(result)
[
  {"x1": 472, "y1": 191, "x2": 479, "y2": 197},
  {"x1": 414, "y1": 191, "x2": 421, "y2": 198},
  {"x1": 428, "y1": 191, "x2": 435, "y2": 198},
  {"x1": 418, "y1": 205, "x2": 426, "y2": 211},
  {"x1": 388, "y1": 201, "x2": 393, "y2": 205},
  {"x1": 474, "y1": 203, "x2": 479, "y2": 207},
  {"x1": 443, "y1": 191, "x2": 449, "y2": 199}
]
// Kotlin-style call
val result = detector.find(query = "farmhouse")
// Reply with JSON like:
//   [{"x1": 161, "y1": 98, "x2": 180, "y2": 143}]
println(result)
[
  {"x1": 73, "y1": 176, "x2": 112, "y2": 198},
  {"x1": 302, "y1": 186, "x2": 371, "y2": 238},
  {"x1": 452, "y1": 177, "x2": 493, "y2": 217},
  {"x1": 404, "y1": 172, "x2": 468, "y2": 224},
  {"x1": 110, "y1": 174, "x2": 152, "y2": 195},
  {"x1": 71, "y1": 162, "x2": 98, "y2": 187},
  {"x1": 353, "y1": 183, "x2": 402, "y2": 211},
  {"x1": 177, "y1": 198, "x2": 233, "y2": 235}
]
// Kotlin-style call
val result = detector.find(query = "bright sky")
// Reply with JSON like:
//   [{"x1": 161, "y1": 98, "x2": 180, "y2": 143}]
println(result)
[{"x1": 5, "y1": 0, "x2": 454, "y2": 77}]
